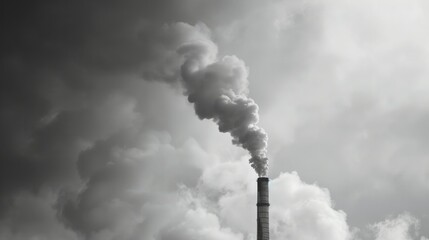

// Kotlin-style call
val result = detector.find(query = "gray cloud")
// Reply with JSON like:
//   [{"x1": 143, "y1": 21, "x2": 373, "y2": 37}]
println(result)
[{"x1": 1, "y1": 0, "x2": 429, "y2": 239}]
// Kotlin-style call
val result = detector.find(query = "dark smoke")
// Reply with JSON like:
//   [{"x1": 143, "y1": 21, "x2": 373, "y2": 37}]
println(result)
[{"x1": 175, "y1": 28, "x2": 269, "y2": 176}]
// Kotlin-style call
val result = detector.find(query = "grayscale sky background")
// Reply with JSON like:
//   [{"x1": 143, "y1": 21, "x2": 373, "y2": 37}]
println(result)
[{"x1": 1, "y1": 0, "x2": 428, "y2": 240}]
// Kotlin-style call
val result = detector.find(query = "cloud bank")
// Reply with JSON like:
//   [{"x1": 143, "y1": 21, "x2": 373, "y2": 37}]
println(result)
[{"x1": 1, "y1": 0, "x2": 428, "y2": 239}]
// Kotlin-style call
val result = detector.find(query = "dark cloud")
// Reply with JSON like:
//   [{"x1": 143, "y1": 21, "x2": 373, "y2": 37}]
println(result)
[
  {"x1": 59, "y1": 129, "x2": 204, "y2": 239},
  {"x1": 1, "y1": 0, "x2": 204, "y2": 238},
  {"x1": 1, "y1": 0, "x2": 186, "y2": 197},
  {"x1": 2, "y1": 0, "x2": 429, "y2": 239},
  {"x1": 1, "y1": 0, "x2": 267, "y2": 200}
]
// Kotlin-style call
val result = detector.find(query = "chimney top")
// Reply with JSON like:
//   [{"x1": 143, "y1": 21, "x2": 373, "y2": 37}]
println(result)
[{"x1": 257, "y1": 177, "x2": 269, "y2": 182}]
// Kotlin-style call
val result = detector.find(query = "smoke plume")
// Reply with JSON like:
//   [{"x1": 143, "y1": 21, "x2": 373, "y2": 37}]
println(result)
[{"x1": 175, "y1": 30, "x2": 269, "y2": 176}]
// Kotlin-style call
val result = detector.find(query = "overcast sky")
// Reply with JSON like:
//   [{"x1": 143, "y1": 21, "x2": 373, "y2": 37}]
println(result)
[{"x1": 1, "y1": 0, "x2": 428, "y2": 240}]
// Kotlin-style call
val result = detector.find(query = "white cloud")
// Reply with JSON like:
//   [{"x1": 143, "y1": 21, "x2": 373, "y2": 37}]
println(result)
[
  {"x1": 159, "y1": 189, "x2": 244, "y2": 240},
  {"x1": 198, "y1": 158, "x2": 352, "y2": 240},
  {"x1": 370, "y1": 213, "x2": 427, "y2": 240}
]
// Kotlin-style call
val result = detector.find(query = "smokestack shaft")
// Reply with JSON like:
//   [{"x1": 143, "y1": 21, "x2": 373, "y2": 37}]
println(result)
[{"x1": 257, "y1": 177, "x2": 269, "y2": 240}]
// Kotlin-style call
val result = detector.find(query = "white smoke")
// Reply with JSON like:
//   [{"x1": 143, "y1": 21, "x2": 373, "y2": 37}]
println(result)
[{"x1": 175, "y1": 28, "x2": 269, "y2": 176}]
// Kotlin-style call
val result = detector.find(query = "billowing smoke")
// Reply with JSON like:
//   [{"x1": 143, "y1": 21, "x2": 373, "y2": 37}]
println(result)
[{"x1": 175, "y1": 31, "x2": 269, "y2": 176}]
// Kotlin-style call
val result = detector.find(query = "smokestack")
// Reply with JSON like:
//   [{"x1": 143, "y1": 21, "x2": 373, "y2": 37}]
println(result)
[{"x1": 257, "y1": 177, "x2": 269, "y2": 240}]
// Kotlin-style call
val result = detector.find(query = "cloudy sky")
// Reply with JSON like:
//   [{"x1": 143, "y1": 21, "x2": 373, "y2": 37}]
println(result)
[{"x1": 1, "y1": 0, "x2": 428, "y2": 239}]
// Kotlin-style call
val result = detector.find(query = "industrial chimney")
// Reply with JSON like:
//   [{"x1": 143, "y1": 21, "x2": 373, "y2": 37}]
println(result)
[{"x1": 257, "y1": 177, "x2": 269, "y2": 240}]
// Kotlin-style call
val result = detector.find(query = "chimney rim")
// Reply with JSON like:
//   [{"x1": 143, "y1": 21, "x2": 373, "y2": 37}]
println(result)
[{"x1": 257, "y1": 177, "x2": 269, "y2": 182}]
